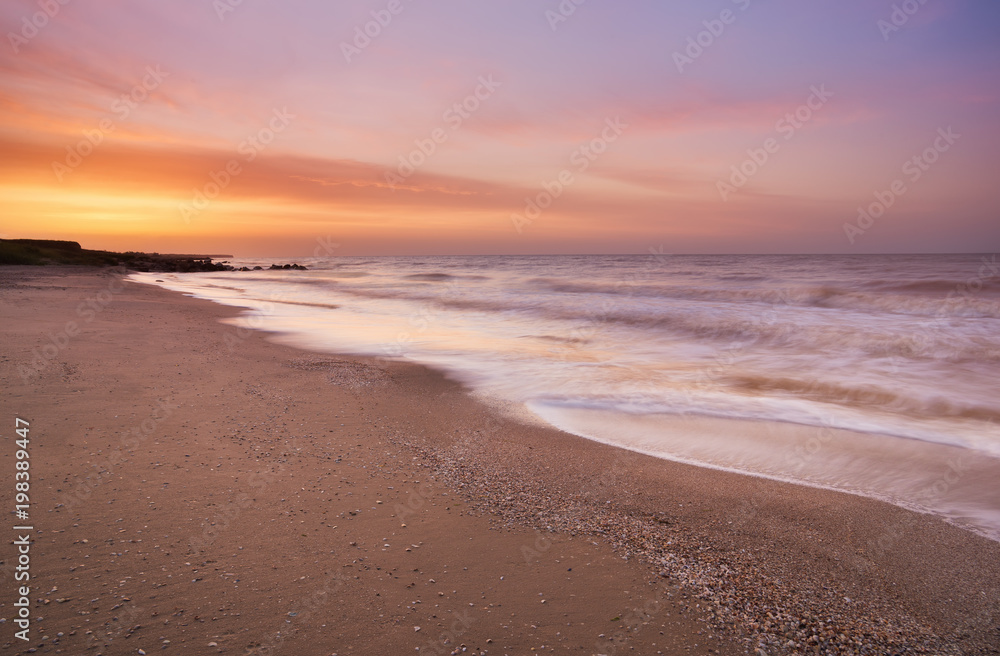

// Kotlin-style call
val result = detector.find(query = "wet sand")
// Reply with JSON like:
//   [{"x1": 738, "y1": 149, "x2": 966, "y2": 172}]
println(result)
[{"x1": 1, "y1": 266, "x2": 998, "y2": 655}]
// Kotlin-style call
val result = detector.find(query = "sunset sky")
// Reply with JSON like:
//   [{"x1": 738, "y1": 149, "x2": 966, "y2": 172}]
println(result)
[{"x1": 1, "y1": 0, "x2": 998, "y2": 256}]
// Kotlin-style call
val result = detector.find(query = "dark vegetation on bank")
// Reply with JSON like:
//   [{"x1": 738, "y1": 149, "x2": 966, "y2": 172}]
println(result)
[{"x1": 0, "y1": 239, "x2": 306, "y2": 272}]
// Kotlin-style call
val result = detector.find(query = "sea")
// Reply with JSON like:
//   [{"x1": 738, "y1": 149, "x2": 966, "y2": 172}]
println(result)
[{"x1": 132, "y1": 253, "x2": 1000, "y2": 541}]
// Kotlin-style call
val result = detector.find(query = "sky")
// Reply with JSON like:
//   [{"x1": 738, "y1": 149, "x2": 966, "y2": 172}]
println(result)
[{"x1": 1, "y1": 0, "x2": 998, "y2": 256}]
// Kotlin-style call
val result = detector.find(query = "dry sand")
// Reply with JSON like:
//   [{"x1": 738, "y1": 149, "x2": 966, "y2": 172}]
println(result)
[{"x1": 1, "y1": 267, "x2": 997, "y2": 655}]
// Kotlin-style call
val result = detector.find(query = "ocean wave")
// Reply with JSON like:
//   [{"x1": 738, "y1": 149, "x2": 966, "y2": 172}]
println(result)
[
  {"x1": 305, "y1": 283, "x2": 1000, "y2": 363},
  {"x1": 402, "y1": 272, "x2": 489, "y2": 282},
  {"x1": 723, "y1": 375, "x2": 1000, "y2": 423},
  {"x1": 863, "y1": 277, "x2": 1000, "y2": 294},
  {"x1": 404, "y1": 273, "x2": 455, "y2": 281},
  {"x1": 521, "y1": 277, "x2": 1000, "y2": 319},
  {"x1": 242, "y1": 297, "x2": 341, "y2": 310},
  {"x1": 129, "y1": 254, "x2": 1000, "y2": 466}
]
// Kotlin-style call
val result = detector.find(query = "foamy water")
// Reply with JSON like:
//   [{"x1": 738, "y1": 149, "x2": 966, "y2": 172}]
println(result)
[{"x1": 131, "y1": 253, "x2": 1000, "y2": 539}]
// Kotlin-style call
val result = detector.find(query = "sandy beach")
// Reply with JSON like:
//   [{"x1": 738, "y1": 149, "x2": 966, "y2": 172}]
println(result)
[{"x1": 2, "y1": 266, "x2": 998, "y2": 656}]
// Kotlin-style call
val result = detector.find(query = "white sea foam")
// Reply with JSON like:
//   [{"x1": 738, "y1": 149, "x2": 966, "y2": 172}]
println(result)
[{"x1": 131, "y1": 253, "x2": 1000, "y2": 539}]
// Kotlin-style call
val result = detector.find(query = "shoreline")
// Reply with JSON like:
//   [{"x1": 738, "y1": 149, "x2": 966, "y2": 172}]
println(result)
[
  {"x1": 366, "y1": 361, "x2": 1000, "y2": 654},
  {"x1": 3, "y1": 266, "x2": 999, "y2": 655},
  {"x1": 133, "y1": 258, "x2": 1000, "y2": 546},
  {"x1": 526, "y1": 405, "x2": 1000, "y2": 545}
]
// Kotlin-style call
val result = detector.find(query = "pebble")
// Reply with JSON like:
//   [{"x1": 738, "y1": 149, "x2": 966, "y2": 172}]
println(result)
[{"x1": 390, "y1": 434, "x2": 970, "y2": 656}]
